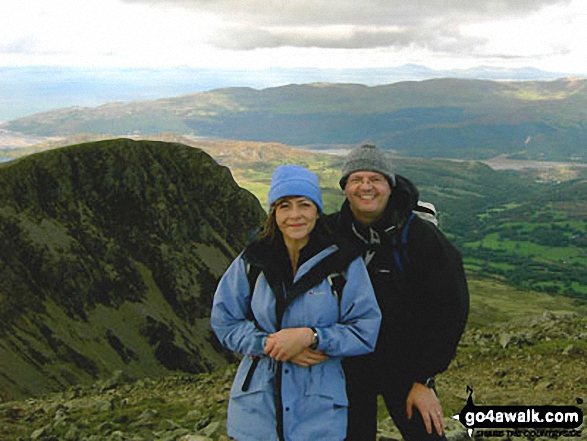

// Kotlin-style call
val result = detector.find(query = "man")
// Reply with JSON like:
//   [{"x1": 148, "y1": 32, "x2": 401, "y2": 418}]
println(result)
[{"x1": 326, "y1": 143, "x2": 469, "y2": 441}]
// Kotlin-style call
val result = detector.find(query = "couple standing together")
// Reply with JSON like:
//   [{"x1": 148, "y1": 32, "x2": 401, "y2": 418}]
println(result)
[{"x1": 212, "y1": 143, "x2": 470, "y2": 441}]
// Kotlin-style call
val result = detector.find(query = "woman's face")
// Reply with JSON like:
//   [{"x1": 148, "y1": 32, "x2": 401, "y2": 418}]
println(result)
[{"x1": 275, "y1": 196, "x2": 318, "y2": 246}]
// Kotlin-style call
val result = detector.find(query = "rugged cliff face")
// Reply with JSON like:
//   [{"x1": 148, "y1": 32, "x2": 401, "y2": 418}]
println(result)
[{"x1": 0, "y1": 138, "x2": 265, "y2": 400}]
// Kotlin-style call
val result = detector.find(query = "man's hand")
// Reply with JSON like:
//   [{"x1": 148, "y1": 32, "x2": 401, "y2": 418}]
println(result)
[
  {"x1": 406, "y1": 382, "x2": 445, "y2": 436},
  {"x1": 264, "y1": 328, "x2": 313, "y2": 361}
]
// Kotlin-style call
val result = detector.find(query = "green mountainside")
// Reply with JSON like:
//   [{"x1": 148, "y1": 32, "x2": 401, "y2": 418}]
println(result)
[
  {"x1": 2, "y1": 78, "x2": 587, "y2": 162},
  {"x1": 0, "y1": 139, "x2": 265, "y2": 400}
]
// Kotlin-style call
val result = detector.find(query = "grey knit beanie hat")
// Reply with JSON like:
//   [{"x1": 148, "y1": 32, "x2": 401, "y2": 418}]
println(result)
[{"x1": 339, "y1": 142, "x2": 396, "y2": 189}]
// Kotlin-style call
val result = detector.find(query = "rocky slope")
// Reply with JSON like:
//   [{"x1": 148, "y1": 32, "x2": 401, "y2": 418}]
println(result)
[
  {"x1": 0, "y1": 312, "x2": 585, "y2": 441},
  {"x1": 0, "y1": 139, "x2": 265, "y2": 400}
]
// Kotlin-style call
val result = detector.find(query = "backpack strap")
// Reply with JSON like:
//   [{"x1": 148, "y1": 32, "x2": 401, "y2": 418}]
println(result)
[
  {"x1": 327, "y1": 271, "x2": 347, "y2": 320},
  {"x1": 391, "y1": 212, "x2": 416, "y2": 272},
  {"x1": 244, "y1": 262, "x2": 262, "y2": 322},
  {"x1": 402, "y1": 211, "x2": 416, "y2": 245},
  {"x1": 245, "y1": 262, "x2": 262, "y2": 294},
  {"x1": 241, "y1": 261, "x2": 264, "y2": 393},
  {"x1": 326, "y1": 271, "x2": 347, "y2": 305}
]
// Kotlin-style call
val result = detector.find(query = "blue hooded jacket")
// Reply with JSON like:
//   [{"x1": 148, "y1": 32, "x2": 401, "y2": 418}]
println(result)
[{"x1": 211, "y1": 236, "x2": 381, "y2": 441}]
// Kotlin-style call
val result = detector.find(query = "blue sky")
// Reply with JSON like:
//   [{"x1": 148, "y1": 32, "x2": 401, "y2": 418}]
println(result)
[{"x1": 1, "y1": 0, "x2": 586, "y2": 74}]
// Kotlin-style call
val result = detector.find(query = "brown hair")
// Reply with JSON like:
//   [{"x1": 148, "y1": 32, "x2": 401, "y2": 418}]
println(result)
[{"x1": 259, "y1": 202, "x2": 279, "y2": 241}]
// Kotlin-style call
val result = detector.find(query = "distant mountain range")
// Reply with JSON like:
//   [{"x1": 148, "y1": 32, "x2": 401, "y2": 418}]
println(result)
[
  {"x1": 2, "y1": 77, "x2": 587, "y2": 162},
  {"x1": 0, "y1": 139, "x2": 264, "y2": 399},
  {"x1": 1, "y1": 64, "x2": 583, "y2": 123}
]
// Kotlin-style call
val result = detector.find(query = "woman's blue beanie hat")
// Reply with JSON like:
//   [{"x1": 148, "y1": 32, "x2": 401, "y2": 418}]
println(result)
[{"x1": 267, "y1": 165, "x2": 323, "y2": 212}]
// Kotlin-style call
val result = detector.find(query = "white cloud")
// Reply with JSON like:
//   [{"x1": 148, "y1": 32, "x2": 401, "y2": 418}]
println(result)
[
  {"x1": 121, "y1": 0, "x2": 567, "y2": 27},
  {"x1": 0, "y1": 0, "x2": 218, "y2": 66},
  {"x1": 461, "y1": 0, "x2": 587, "y2": 72},
  {"x1": 0, "y1": 0, "x2": 584, "y2": 73}
]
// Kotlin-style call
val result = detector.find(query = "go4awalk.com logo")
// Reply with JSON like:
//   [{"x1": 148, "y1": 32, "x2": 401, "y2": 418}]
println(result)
[{"x1": 452, "y1": 386, "x2": 584, "y2": 439}]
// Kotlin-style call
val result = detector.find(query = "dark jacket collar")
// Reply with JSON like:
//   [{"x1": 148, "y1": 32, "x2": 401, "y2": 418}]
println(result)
[
  {"x1": 242, "y1": 228, "x2": 334, "y2": 281},
  {"x1": 242, "y1": 228, "x2": 360, "y2": 319}
]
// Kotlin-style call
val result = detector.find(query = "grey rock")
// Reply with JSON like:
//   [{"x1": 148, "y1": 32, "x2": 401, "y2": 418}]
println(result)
[
  {"x1": 201, "y1": 421, "x2": 222, "y2": 438},
  {"x1": 30, "y1": 427, "x2": 46, "y2": 441},
  {"x1": 180, "y1": 435, "x2": 213, "y2": 441}
]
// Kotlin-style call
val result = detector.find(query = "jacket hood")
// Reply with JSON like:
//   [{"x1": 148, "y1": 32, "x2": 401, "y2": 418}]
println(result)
[{"x1": 390, "y1": 174, "x2": 420, "y2": 217}]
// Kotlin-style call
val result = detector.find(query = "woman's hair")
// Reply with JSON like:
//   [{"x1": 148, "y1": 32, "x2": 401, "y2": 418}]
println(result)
[
  {"x1": 259, "y1": 196, "x2": 328, "y2": 242},
  {"x1": 259, "y1": 202, "x2": 280, "y2": 241}
]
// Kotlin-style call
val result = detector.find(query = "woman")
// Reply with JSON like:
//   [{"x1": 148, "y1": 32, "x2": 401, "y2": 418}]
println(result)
[{"x1": 211, "y1": 164, "x2": 381, "y2": 441}]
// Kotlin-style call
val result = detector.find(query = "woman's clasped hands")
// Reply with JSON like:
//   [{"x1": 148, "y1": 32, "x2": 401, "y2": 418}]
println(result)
[{"x1": 264, "y1": 328, "x2": 329, "y2": 367}]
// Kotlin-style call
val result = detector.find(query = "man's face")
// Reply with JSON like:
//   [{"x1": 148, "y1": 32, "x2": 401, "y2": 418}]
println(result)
[{"x1": 343, "y1": 171, "x2": 392, "y2": 224}]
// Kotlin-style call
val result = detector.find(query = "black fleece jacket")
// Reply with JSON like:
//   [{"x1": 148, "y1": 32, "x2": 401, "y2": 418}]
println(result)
[{"x1": 326, "y1": 175, "x2": 469, "y2": 392}]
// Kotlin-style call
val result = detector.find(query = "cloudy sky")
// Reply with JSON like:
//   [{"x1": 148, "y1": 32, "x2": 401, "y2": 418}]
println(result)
[{"x1": 1, "y1": 0, "x2": 586, "y2": 74}]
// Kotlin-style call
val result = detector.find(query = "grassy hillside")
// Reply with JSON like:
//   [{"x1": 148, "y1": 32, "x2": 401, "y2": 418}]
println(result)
[
  {"x1": 0, "y1": 139, "x2": 265, "y2": 400},
  {"x1": 2, "y1": 78, "x2": 587, "y2": 162}
]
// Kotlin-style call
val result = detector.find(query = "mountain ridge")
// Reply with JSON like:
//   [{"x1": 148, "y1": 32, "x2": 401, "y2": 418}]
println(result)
[
  {"x1": 1, "y1": 64, "x2": 582, "y2": 122},
  {"x1": 2, "y1": 78, "x2": 586, "y2": 163},
  {"x1": 0, "y1": 139, "x2": 265, "y2": 400}
]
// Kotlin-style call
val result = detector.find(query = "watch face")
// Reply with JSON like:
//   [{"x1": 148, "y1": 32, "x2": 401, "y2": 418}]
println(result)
[
  {"x1": 425, "y1": 377, "x2": 435, "y2": 388},
  {"x1": 309, "y1": 329, "x2": 319, "y2": 349}
]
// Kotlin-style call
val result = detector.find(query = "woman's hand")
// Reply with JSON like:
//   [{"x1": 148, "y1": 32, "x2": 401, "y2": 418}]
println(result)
[
  {"x1": 264, "y1": 327, "x2": 314, "y2": 361},
  {"x1": 289, "y1": 348, "x2": 329, "y2": 367}
]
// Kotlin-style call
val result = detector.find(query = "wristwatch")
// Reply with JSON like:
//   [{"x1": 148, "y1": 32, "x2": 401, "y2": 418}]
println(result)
[
  {"x1": 424, "y1": 377, "x2": 436, "y2": 390},
  {"x1": 309, "y1": 328, "x2": 319, "y2": 350}
]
